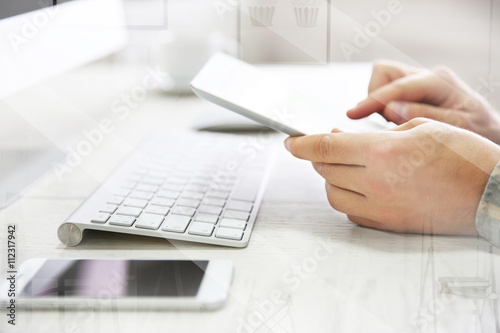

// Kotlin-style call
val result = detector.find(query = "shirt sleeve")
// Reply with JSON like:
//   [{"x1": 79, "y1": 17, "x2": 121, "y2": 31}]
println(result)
[{"x1": 476, "y1": 161, "x2": 500, "y2": 247}]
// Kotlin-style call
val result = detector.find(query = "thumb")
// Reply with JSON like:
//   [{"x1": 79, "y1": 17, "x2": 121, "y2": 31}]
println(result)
[{"x1": 383, "y1": 101, "x2": 463, "y2": 126}]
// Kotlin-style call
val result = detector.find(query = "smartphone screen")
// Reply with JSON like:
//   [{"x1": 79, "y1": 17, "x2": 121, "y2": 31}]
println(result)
[{"x1": 20, "y1": 259, "x2": 209, "y2": 298}]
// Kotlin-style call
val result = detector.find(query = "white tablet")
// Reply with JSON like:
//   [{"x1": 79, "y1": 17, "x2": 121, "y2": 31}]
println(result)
[{"x1": 191, "y1": 53, "x2": 331, "y2": 136}]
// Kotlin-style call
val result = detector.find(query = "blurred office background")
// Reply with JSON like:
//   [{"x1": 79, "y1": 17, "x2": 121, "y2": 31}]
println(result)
[{"x1": 120, "y1": 0, "x2": 499, "y2": 107}]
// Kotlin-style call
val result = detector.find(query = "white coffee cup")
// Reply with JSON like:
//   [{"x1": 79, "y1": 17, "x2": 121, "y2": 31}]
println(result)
[
  {"x1": 156, "y1": 0, "x2": 235, "y2": 93},
  {"x1": 157, "y1": 31, "x2": 222, "y2": 93}
]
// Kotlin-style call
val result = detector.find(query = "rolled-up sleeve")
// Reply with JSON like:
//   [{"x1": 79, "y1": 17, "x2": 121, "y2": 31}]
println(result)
[{"x1": 476, "y1": 162, "x2": 500, "y2": 247}]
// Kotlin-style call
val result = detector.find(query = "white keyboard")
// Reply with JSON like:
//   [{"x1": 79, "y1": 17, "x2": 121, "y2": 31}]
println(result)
[{"x1": 58, "y1": 131, "x2": 277, "y2": 247}]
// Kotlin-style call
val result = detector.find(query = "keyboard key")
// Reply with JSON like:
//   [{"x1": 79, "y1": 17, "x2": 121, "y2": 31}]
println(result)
[
  {"x1": 121, "y1": 180, "x2": 137, "y2": 189},
  {"x1": 177, "y1": 199, "x2": 200, "y2": 208},
  {"x1": 195, "y1": 213, "x2": 219, "y2": 224},
  {"x1": 220, "y1": 218, "x2": 246, "y2": 230},
  {"x1": 123, "y1": 198, "x2": 148, "y2": 209},
  {"x1": 162, "y1": 214, "x2": 191, "y2": 233},
  {"x1": 193, "y1": 173, "x2": 213, "y2": 180},
  {"x1": 190, "y1": 178, "x2": 210, "y2": 186},
  {"x1": 144, "y1": 205, "x2": 169, "y2": 215},
  {"x1": 171, "y1": 206, "x2": 196, "y2": 217},
  {"x1": 216, "y1": 227, "x2": 243, "y2": 240},
  {"x1": 157, "y1": 190, "x2": 180, "y2": 199},
  {"x1": 113, "y1": 189, "x2": 130, "y2": 197},
  {"x1": 107, "y1": 195, "x2": 124, "y2": 205},
  {"x1": 161, "y1": 183, "x2": 184, "y2": 192},
  {"x1": 129, "y1": 191, "x2": 154, "y2": 200},
  {"x1": 188, "y1": 222, "x2": 214, "y2": 237},
  {"x1": 132, "y1": 167, "x2": 148, "y2": 175},
  {"x1": 168, "y1": 176, "x2": 188, "y2": 185},
  {"x1": 181, "y1": 191, "x2": 204, "y2": 200},
  {"x1": 116, "y1": 207, "x2": 142, "y2": 217},
  {"x1": 100, "y1": 204, "x2": 117, "y2": 214},
  {"x1": 226, "y1": 200, "x2": 253, "y2": 212},
  {"x1": 142, "y1": 177, "x2": 163, "y2": 185},
  {"x1": 150, "y1": 197, "x2": 175, "y2": 207},
  {"x1": 202, "y1": 198, "x2": 225, "y2": 207},
  {"x1": 210, "y1": 184, "x2": 233, "y2": 192},
  {"x1": 135, "y1": 213, "x2": 164, "y2": 230},
  {"x1": 199, "y1": 205, "x2": 222, "y2": 216},
  {"x1": 109, "y1": 215, "x2": 136, "y2": 227},
  {"x1": 177, "y1": 168, "x2": 197, "y2": 175},
  {"x1": 174, "y1": 172, "x2": 192, "y2": 180},
  {"x1": 206, "y1": 190, "x2": 229, "y2": 199},
  {"x1": 185, "y1": 183, "x2": 208, "y2": 192},
  {"x1": 91, "y1": 213, "x2": 110, "y2": 224},
  {"x1": 223, "y1": 210, "x2": 249, "y2": 221},
  {"x1": 135, "y1": 184, "x2": 158, "y2": 192},
  {"x1": 128, "y1": 174, "x2": 142, "y2": 182}
]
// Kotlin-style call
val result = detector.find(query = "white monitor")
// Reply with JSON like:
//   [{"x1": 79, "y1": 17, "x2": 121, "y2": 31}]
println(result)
[
  {"x1": 0, "y1": 0, "x2": 127, "y2": 98},
  {"x1": 0, "y1": 0, "x2": 128, "y2": 208}
]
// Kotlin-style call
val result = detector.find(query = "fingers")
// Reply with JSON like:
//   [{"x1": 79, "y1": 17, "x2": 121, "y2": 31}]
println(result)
[
  {"x1": 368, "y1": 60, "x2": 420, "y2": 93},
  {"x1": 432, "y1": 66, "x2": 475, "y2": 98},
  {"x1": 347, "y1": 71, "x2": 435, "y2": 120},
  {"x1": 285, "y1": 132, "x2": 371, "y2": 165},
  {"x1": 325, "y1": 182, "x2": 368, "y2": 217},
  {"x1": 388, "y1": 117, "x2": 430, "y2": 131},
  {"x1": 313, "y1": 162, "x2": 365, "y2": 194},
  {"x1": 346, "y1": 215, "x2": 385, "y2": 230},
  {"x1": 383, "y1": 102, "x2": 466, "y2": 127}
]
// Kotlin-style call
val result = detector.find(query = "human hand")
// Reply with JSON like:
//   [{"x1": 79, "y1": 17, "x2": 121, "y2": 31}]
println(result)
[
  {"x1": 347, "y1": 61, "x2": 500, "y2": 144},
  {"x1": 285, "y1": 118, "x2": 500, "y2": 235}
]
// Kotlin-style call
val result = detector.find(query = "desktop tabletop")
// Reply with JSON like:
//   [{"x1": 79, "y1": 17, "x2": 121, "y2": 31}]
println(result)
[{"x1": 0, "y1": 58, "x2": 498, "y2": 333}]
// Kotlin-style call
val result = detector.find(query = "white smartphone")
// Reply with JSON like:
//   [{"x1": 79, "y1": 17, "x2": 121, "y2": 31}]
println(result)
[
  {"x1": 0, "y1": 259, "x2": 233, "y2": 311},
  {"x1": 191, "y1": 53, "x2": 331, "y2": 136}
]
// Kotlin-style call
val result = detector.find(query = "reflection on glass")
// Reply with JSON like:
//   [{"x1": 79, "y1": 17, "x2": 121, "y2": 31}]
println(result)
[{"x1": 22, "y1": 259, "x2": 208, "y2": 298}]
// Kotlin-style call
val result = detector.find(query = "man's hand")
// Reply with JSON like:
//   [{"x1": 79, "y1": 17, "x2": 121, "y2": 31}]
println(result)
[
  {"x1": 285, "y1": 119, "x2": 500, "y2": 235},
  {"x1": 347, "y1": 61, "x2": 500, "y2": 144}
]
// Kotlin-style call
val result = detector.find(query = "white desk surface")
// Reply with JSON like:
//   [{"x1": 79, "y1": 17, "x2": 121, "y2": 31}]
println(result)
[{"x1": 0, "y1": 58, "x2": 498, "y2": 333}]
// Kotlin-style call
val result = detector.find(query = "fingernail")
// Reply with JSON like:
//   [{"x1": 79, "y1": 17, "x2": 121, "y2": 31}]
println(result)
[
  {"x1": 284, "y1": 138, "x2": 291, "y2": 151},
  {"x1": 388, "y1": 101, "x2": 408, "y2": 121}
]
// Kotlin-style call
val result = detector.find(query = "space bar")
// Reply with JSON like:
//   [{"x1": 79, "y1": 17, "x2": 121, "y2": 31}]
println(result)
[{"x1": 231, "y1": 170, "x2": 263, "y2": 202}]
